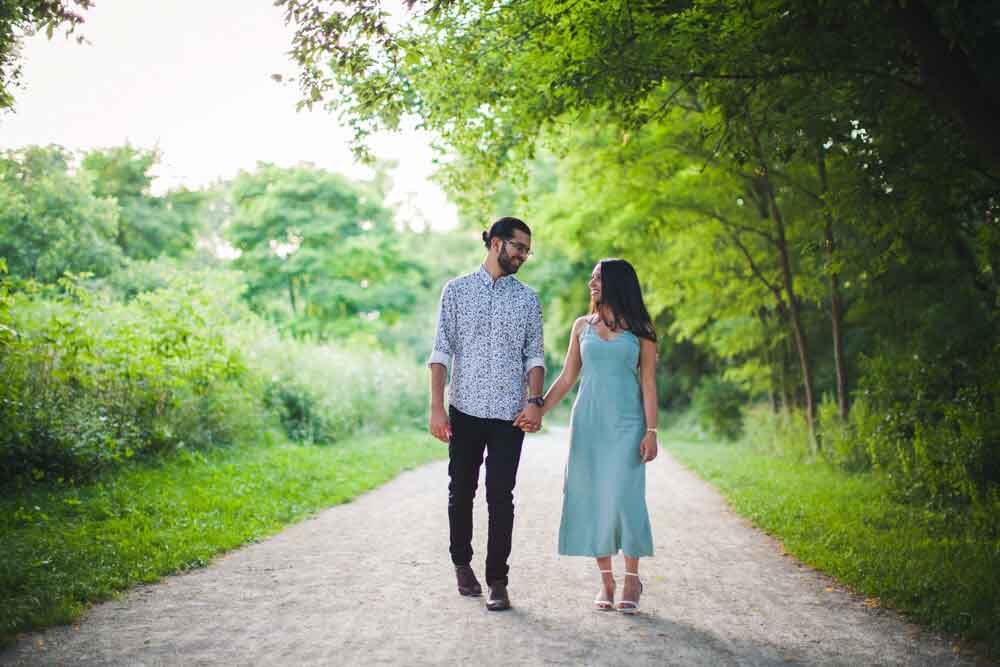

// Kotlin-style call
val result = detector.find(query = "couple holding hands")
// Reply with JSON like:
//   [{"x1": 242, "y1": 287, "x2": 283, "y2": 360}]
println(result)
[{"x1": 428, "y1": 217, "x2": 658, "y2": 614}]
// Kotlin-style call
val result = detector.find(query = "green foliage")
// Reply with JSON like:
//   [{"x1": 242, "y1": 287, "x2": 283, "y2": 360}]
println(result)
[
  {"x1": 0, "y1": 146, "x2": 122, "y2": 281},
  {"x1": 0, "y1": 144, "x2": 206, "y2": 282},
  {"x1": 0, "y1": 261, "x2": 433, "y2": 482},
  {"x1": 374, "y1": 228, "x2": 483, "y2": 361},
  {"x1": 254, "y1": 334, "x2": 425, "y2": 444},
  {"x1": 817, "y1": 394, "x2": 873, "y2": 474},
  {"x1": 857, "y1": 346, "x2": 1000, "y2": 509},
  {"x1": 652, "y1": 332, "x2": 711, "y2": 412},
  {"x1": 281, "y1": 0, "x2": 1000, "y2": 518},
  {"x1": 0, "y1": 145, "x2": 439, "y2": 483},
  {"x1": 226, "y1": 163, "x2": 422, "y2": 340},
  {"x1": 0, "y1": 258, "x2": 13, "y2": 345},
  {"x1": 0, "y1": 273, "x2": 263, "y2": 481},
  {"x1": 0, "y1": 429, "x2": 445, "y2": 643},
  {"x1": 741, "y1": 404, "x2": 813, "y2": 461},
  {"x1": 283, "y1": 0, "x2": 1000, "y2": 188},
  {"x1": 81, "y1": 145, "x2": 199, "y2": 259},
  {"x1": 691, "y1": 376, "x2": 746, "y2": 441},
  {"x1": 97, "y1": 254, "x2": 236, "y2": 303}
]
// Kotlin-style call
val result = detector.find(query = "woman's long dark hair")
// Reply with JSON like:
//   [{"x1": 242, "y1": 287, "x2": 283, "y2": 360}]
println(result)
[{"x1": 590, "y1": 258, "x2": 657, "y2": 342}]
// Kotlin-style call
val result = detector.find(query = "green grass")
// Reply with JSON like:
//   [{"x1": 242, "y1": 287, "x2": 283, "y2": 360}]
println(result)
[
  {"x1": 0, "y1": 429, "x2": 445, "y2": 644},
  {"x1": 662, "y1": 424, "x2": 1000, "y2": 657}
]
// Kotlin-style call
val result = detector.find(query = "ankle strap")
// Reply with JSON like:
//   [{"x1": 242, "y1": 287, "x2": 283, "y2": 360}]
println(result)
[
  {"x1": 624, "y1": 572, "x2": 640, "y2": 577},
  {"x1": 599, "y1": 569, "x2": 613, "y2": 574}
]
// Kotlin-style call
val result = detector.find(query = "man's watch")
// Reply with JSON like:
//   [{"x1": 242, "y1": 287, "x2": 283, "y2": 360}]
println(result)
[{"x1": 527, "y1": 395, "x2": 545, "y2": 407}]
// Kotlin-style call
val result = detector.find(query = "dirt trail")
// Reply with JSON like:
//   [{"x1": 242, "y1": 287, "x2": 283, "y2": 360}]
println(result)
[{"x1": 1, "y1": 426, "x2": 976, "y2": 665}]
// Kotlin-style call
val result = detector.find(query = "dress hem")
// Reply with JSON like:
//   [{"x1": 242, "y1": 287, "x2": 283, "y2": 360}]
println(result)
[{"x1": 558, "y1": 548, "x2": 654, "y2": 558}]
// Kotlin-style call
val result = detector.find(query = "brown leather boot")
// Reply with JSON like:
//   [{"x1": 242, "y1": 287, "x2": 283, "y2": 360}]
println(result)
[{"x1": 455, "y1": 565, "x2": 482, "y2": 597}]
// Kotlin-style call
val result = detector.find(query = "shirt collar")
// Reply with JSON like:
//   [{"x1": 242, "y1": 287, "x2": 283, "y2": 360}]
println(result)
[{"x1": 477, "y1": 264, "x2": 513, "y2": 288}]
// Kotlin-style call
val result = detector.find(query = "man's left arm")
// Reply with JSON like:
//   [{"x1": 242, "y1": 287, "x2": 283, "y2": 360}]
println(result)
[
  {"x1": 515, "y1": 293, "x2": 546, "y2": 431},
  {"x1": 526, "y1": 366, "x2": 544, "y2": 403}
]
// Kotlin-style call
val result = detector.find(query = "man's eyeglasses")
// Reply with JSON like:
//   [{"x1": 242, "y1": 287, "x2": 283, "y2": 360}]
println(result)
[{"x1": 503, "y1": 239, "x2": 533, "y2": 257}]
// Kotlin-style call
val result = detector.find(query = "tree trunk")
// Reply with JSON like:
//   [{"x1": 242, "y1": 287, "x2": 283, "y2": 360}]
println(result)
[
  {"x1": 766, "y1": 177, "x2": 818, "y2": 449},
  {"x1": 116, "y1": 225, "x2": 129, "y2": 257},
  {"x1": 758, "y1": 308, "x2": 779, "y2": 413},
  {"x1": 779, "y1": 333, "x2": 792, "y2": 414},
  {"x1": 746, "y1": 114, "x2": 818, "y2": 448},
  {"x1": 287, "y1": 274, "x2": 298, "y2": 315},
  {"x1": 889, "y1": 1, "x2": 1000, "y2": 176},
  {"x1": 816, "y1": 148, "x2": 850, "y2": 419}
]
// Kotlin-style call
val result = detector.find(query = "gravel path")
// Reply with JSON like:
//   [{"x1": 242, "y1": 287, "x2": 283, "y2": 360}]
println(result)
[{"x1": 2, "y1": 427, "x2": 979, "y2": 666}]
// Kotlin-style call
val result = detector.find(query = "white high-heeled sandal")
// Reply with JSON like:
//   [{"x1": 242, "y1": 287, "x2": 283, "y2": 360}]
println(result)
[
  {"x1": 594, "y1": 569, "x2": 615, "y2": 611},
  {"x1": 616, "y1": 572, "x2": 642, "y2": 614}
]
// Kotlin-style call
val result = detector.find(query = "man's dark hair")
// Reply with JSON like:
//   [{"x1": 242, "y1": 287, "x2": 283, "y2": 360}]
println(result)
[{"x1": 482, "y1": 216, "x2": 531, "y2": 249}]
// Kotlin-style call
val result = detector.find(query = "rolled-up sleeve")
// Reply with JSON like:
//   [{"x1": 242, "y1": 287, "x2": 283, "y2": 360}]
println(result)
[
  {"x1": 523, "y1": 292, "x2": 545, "y2": 372},
  {"x1": 427, "y1": 282, "x2": 454, "y2": 368}
]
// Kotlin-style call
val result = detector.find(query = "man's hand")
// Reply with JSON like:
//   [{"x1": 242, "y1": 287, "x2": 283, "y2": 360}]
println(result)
[
  {"x1": 430, "y1": 405, "x2": 451, "y2": 443},
  {"x1": 513, "y1": 404, "x2": 543, "y2": 433}
]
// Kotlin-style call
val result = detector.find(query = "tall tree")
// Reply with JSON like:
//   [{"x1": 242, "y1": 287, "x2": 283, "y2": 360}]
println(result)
[
  {"x1": 226, "y1": 163, "x2": 421, "y2": 338},
  {"x1": 0, "y1": 145, "x2": 121, "y2": 281},
  {"x1": 279, "y1": 0, "x2": 1000, "y2": 176},
  {"x1": 81, "y1": 145, "x2": 197, "y2": 259},
  {"x1": 278, "y1": 0, "x2": 1000, "y2": 492}
]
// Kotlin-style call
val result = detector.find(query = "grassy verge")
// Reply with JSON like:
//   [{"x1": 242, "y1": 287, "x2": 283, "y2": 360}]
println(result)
[
  {"x1": 0, "y1": 429, "x2": 445, "y2": 644},
  {"x1": 662, "y1": 421, "x2": 1000, "y2": 657}
]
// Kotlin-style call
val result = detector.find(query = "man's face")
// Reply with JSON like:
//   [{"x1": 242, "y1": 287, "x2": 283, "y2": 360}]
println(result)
[{"x1": 496, "y1": 230, "x2": 531, "y2": 275}]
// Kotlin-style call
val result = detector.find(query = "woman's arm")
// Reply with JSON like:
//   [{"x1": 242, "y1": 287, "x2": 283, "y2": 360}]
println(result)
[
  {"x1": 638, "y1": 337, "x2": 659, "y2": 462},
  {"x1": 541, "y1": 317, "x2": 587, "y2": 416}
]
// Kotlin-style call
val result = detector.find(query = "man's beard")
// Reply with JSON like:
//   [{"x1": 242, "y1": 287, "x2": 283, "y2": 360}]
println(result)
[{"x1": 498, "y1": 245, "x2": 521, "y2": 275}]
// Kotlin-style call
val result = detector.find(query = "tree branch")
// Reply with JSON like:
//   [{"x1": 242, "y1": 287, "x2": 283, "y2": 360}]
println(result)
[
  {"x1": 887, "y1": 0, "x2": 1000, "y2": 175},
  {"x1": 725, "y1": 228, "x2": 784, "y2": 302}
]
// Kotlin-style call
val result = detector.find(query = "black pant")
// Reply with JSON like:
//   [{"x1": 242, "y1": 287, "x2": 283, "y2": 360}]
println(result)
[{"x1": 447, "y1": 405, "x2": 525, "y2": 586}]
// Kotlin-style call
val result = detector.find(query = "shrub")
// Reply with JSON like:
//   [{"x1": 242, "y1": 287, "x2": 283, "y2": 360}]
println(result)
[
  {"x1": 0, "y1": 258, "x2": 14, "y2": 347},
  {"x1": 858, "y1": 347, "x2": 1000, "y2": 508},
  {"x1": 254, "y1": 334, "x2": 425, "y2": 444},
  {"x1": 0, "y1": 265, "x2": 431, "y2": 483},
  {"x1": 740, "y1": 403, "x2": 813, "y2": 460},
  {"x1": 95, "y1": 253, "x2": 238, "y2": 302},
  {"x1": 0, "y1": 274, "x2": 266, "y2": 481},
  {"x1": 818, "y1": 394, "x2": 873, "y2": 473},
  {"x1": 691, "y1": 376, "x2": 746, "y2": 441}
]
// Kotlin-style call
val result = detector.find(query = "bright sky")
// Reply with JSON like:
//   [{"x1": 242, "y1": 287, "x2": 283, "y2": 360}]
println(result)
[{"x1": 0, "y1": 0, "x2": 458, "y2": 231}]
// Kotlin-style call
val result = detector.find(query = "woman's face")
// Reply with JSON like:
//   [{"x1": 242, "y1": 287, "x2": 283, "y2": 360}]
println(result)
[{"x1": 588, "y1": 263, "x2": 602, "y2": 303}]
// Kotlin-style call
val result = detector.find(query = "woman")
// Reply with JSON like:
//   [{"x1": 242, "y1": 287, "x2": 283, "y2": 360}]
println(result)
[{"x1": 541, "y1": 258, "x2": 658, "y2": 613}]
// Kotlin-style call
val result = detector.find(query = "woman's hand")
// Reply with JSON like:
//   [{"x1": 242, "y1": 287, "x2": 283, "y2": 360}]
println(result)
[
  {"x1": 513, "y1": 404, "x2": 542, "y2": 432},
  {"x1": 639, "y1": 432, "x2": 658, "y2": 463}
]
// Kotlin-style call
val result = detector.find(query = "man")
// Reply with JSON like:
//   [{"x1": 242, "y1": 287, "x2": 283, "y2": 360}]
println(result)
[{"x1": 428, "y1": 216, "x2": 545, "y2": 611}]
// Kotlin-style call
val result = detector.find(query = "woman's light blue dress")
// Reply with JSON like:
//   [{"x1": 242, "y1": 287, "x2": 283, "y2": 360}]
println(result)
[{"x1": 558, "y1": 322, "x2": 654, "y2": 557}]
